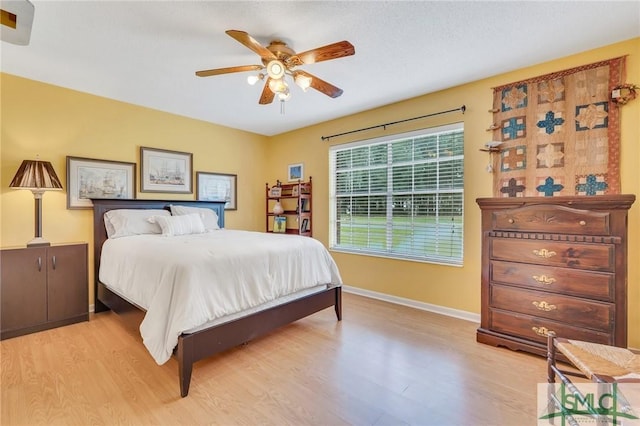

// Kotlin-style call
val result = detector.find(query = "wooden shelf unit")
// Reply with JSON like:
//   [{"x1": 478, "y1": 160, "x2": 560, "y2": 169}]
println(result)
[{"x1": 266, "y1": 177, "x2": 312, "y2": 236}]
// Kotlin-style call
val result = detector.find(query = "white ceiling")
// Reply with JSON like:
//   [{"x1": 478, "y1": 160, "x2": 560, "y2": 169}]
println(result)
[{"x1": 2, "y1": 1, "x2": 639, "y2": 136}]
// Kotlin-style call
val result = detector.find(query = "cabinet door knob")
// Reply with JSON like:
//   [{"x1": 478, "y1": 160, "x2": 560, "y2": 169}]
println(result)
[
  {"x1": 508, "y1": 218, "x2": 514, "y2": 224},
  {"x1": 579, "y1": 220, "x2": 586, "y2": 226}
]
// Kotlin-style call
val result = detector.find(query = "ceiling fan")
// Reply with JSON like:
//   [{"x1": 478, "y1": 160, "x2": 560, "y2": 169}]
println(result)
[{"x1": 195, "y1": 30, "x2": 355, "y2": 105}]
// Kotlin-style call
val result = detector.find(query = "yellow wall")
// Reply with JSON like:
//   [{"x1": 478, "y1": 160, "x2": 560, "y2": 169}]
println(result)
[
  {"x1": 1, "y1": 74, "x2": 269, "y2": 298},
  {"x1": 2, "y1": 38, "x2": 638, "y2": 347},
  {"x1": 266, "y1": 38, "x2": 640, "y2": 347}
]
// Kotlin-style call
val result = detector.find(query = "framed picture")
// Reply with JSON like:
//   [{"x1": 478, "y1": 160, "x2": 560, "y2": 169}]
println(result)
[
  {"x1": 140, "y1": 146, "x2": 192, "y2": 193},
  {"x1": 291, "y1": 185, "x2": 299, "y2": 197},
  {"x1": 269, "y1": 186, "x2": 282, "y2": 198},
  {"x1": 196, "y1": 171, "x2": 237, "y2": 210},
  {"x1": 287, "y1": 163, "x2": 304, "y2": 182},
  {"x1": 301, "y1": 218, "x2": 310, "y2": 232},
  {"x1": 273, "y1": 216, "x2": 286, "y2": 233},
  {"x1": 66, "y1": 156, "x2": 136, "y2": 209}
]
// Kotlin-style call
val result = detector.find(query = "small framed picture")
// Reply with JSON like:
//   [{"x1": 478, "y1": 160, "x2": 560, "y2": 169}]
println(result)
[
  {"x1": 287, "y1": 163, "x2": 304, "y2": 182},
  {"x1": 273, "y1": 216, "x2": 286, "y2": 233},
  {"x1": 269, "y1": 186, "x2": 282, "y2": 198},
  {"x1": 291, "y1": 185, "x2": 299, "y2": 197},
  {"x1": 140, "y1": 146, "x2": 192, "y2": 193},
  {"x1": 301, "y1": 218, "x2": 310, "y2": 232},
  {"x1": 196, "y1": 171, "x2": 237, "y2": 210},
  {"x1": 66, "y1": 156, "x2": 136, "y2": 209}
]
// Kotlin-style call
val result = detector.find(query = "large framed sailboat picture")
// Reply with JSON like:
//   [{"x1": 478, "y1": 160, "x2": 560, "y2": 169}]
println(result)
[
  {"x1": 140, "y1": 146, "x2": 193, "y2": 194},
  {"x1": 196, "y1": 171, "x2": 237, "y2": 210},
  {"x1": 66, "y1": 156, "x2": 136, "y2": 209}
]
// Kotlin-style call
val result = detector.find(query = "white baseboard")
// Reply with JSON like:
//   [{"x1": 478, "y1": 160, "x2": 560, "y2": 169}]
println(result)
[{"x1": 342, "y1": 285, "x2": 480, "y2": 323}]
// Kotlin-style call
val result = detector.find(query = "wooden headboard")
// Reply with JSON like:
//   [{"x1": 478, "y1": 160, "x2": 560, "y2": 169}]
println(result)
[{"x1": 91, "y1": 199, "x2": 226, "y2": 312}]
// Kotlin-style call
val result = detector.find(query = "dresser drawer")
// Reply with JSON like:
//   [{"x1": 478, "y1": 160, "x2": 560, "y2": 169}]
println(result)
[
  {"x1": 490, "y1": 238, "x2": 614, "y2": 271},
  {"x1": 490, "y1": 260, "x2": 614, "y2": 301},
  {"x1": 490, "y1": 284, "x2": 613, "y2": 332},
  {"x1": 492, "y1": 205, "x2": 610, "y2": 235},
  {"x1": 489, "y1": 309, "x2": 612, "y2": 345}
]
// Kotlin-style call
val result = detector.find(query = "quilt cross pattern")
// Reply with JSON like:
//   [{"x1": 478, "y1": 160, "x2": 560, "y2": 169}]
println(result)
[{"x1": 491, "y1": 57, "x2": 624, "y2": 197}]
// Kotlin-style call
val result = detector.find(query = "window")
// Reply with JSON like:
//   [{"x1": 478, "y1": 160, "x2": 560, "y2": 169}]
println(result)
[{"x1": 329, "y1": 123, "x2": 464, "y2": 265}]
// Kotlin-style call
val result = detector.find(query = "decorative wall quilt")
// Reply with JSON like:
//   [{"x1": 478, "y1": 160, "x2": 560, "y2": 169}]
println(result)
[{"x1": 491, "y1": 57, "x2": 625, "y2": 197}]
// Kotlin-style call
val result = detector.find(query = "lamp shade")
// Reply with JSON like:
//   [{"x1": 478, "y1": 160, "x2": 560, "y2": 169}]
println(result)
[{"x1": 9, "y1": 159, "x2": 63, "y2": 191}]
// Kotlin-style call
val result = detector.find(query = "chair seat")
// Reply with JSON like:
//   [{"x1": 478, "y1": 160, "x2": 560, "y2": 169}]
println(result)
[{"x1": 556, "y1": 338, "x2": 640, "y2": 382}]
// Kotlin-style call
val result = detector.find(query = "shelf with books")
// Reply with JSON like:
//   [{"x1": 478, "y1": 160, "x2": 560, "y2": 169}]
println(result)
[{"x1": 265, "y1": 177, "x2": 312, "y2": 236}]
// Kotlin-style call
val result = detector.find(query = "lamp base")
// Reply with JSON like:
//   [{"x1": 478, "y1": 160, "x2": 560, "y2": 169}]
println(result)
[{"x1": 27, "y1": 237, "x2": 51, "y2": 247}]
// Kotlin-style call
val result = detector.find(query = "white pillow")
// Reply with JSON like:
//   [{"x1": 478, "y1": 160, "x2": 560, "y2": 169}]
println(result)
[
  {"x1": 150, "y1": 213, "x2": 206, "y2": 236},
  {"x1": 170, "y1": 205, "x2": 220, "y2": 231},
  {"x1": 104, "y1": 209, "x2": 169, "y2": 238}
]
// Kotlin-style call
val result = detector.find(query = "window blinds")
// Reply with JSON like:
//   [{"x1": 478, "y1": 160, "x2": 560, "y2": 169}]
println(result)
[{"x1": 329, "y1": 123, "x2": 464, "y2": 265}]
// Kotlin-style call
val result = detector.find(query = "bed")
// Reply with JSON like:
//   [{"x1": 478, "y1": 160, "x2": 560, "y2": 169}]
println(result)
[{"x1": 91, "y1": 198, "x2": 342, "y2": 397}]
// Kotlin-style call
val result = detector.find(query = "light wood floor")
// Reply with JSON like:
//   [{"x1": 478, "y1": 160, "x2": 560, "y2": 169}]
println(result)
[{"x1": 2, "y1": 292, "x2": 555, "y2": 425}]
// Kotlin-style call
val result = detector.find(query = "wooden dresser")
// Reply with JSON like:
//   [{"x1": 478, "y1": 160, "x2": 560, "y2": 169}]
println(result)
[{"x1": 476, "y1": 195, "x2": 635, "y2": 357}]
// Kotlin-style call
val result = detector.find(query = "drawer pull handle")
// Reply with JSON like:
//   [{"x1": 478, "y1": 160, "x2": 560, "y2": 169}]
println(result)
[
  {"x1": 508, "y1": 218, "x2": 514, "y2": 224},
  {"x1": 532, "y1": 275, "x2": 556, "y2": 285},
  {"x1": 37, "y1": 256, "x2": 42, "y2": 272},
  {"x1": 533, "y1": 249, "x2": 556, "y2": 258},
  {"x1": 532, "y1": 301, "x2": 557, "y2": 311},
  {"x1": 52, "y1": 255, "x2": 57, "y2": 270},
  {"x1": 579, "y1": 220, "x2": 586, "y2": 226},
  {"x1": 532, "y1": 326, "x2": 553, "y2": 337}
]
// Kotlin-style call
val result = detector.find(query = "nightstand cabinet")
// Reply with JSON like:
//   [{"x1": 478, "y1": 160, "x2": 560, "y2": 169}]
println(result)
[
  {"x1": 1, "y1": 243, "x2": 88, "y2": 340},
  {"x1": 476, "y1": 195, "x2": 634, "y2": 357}
]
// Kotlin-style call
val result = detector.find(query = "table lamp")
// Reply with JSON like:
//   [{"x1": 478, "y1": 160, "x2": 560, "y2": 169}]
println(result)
[{"x1": 9, "y1": 159, "x2": 63, "y2": 247}]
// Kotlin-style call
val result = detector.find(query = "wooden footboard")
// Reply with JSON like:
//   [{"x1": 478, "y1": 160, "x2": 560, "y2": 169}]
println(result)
[
  {"x1": 98, "y1": 282, "x2": 341, "y2": 397},
  {"x1": 176, "y1": 285, "x2": 341, "y2": 397}
]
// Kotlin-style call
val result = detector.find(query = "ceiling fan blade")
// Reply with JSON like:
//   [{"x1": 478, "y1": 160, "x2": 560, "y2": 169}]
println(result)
[
  {"x1": 195, "y1": 65, "x2": 263, "y2": 77},
  {"x1": 295, "y1": 70, "x2": 343, "y2": 98},
  {"x1": 259, "y1": 77, "x2": 275, "y2": 104},
  {"x1": 226, "y1": 30, "x2": 277, "y2": 62},
  {"x1": 288, "y1": 40, "x2": 355, "y2": 66}
]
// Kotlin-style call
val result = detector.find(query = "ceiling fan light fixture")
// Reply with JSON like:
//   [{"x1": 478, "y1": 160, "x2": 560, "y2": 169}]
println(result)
[
  {"x1": 1, "y1": 0, "x2": 35, "y2": 45},
  {"x1": 247, "y1": 73, "x2": 264, "y2": 85},
  {"x1": 278, "y1": 88, "x2": 291, "y2": 101},
  {"x1": 195, "y1": 30, "x2": 354, "y2": 106},
  {"x1": 268, "y1": 77, "x2": 288, "y2": 95},
  {"x1": 266, "y1": 60, "x2": 285, "y2": 80},
  {"x1": 294, "y1": 73, "x2": 312, "y2": 92}
]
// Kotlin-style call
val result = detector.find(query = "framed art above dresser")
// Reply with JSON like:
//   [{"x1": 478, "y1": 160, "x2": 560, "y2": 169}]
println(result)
[{"x1": 476, "y1": 194, "x2": 635, "y2": 357}]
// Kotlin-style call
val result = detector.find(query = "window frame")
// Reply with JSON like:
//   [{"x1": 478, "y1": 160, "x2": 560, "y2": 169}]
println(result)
[{"x1": 329, "y1": 122, "x2": 464, "y2": 266}]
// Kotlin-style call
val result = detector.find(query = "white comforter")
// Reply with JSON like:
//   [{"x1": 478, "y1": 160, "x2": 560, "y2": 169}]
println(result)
[{"x1": 99, "y1": 230, "x2": 342, "y2": 364}]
